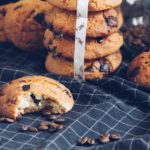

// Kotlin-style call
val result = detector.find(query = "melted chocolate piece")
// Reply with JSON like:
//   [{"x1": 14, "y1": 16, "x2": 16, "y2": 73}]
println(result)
[
  {"x1": 64, "y1": 90, "x2": 72, "y2": 98},
  {"x1": 129, "y1": 67, "x2": 140, "y2": 78},
  {"x1": 30, "y1": 93, "x2": 41, "y2": 105},
  {"x1": 48, "y1": 23, "x2": 54, "y2": 32},
  {"x1": 33, "y1": 13, "x2": 47, "y2": 27},
  {"x1": 14, "y1": 5, "x2": 22, "y2": 11},
  {"x1": 22, "y1": 85, "x2": 30, "y2": 91},
  {"x1": 106, "y1": 16, "x2": 118, "y2": 27},
  {"x1": 96, "y1": 37, "x2": 104, "y2": 43},
  {"x1": 54, "y1": 29, "x2": 63, "y2": 38}
]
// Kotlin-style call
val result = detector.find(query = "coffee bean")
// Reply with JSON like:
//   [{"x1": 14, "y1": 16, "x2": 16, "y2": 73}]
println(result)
[
  {"x1": 49, "y1": 115, "x2": 57, "y2": 120},
  {"x1": 39, "y1": 121, "x2": 49, "y2": 126},
  {"x1": 129, "y1": 67, "x2": 140, "y2": 78},
  {"x1": 100, "y1": 133, "x2": 110, "y2": 144},
  {"x1": 79, "y1": 137, "x2": 88, "y2": 145},
  {"x1": 5, "y1": 118, "x2": 14, "y2": 123},
  {"x1": 106, "y1": 16, "x2": 118, "y2": 27},
  {"x1": 38, "y1": 125, "x2": 49, "y2": 131},
  {"x1": 21, "y1": 125, "x2": 29, "y2": 132},
  {"x1": 22, "y1": 85, "x2": 30, "y2": 91},
  {"x1": 87, "y1": 138, "x2": 95, "y2": 145},
  {"x1": 54, "y1": 117, "x2": 65, "y2": 123},
  {"x1": 110, "y1": 133, "x2": 121, "y2": 141},
  {"x1": 28, "y1": 127, "x2": 38, "y2": 132},
  {"x1": 50, "y1": 122, "x2": 64, "y2": 130}
]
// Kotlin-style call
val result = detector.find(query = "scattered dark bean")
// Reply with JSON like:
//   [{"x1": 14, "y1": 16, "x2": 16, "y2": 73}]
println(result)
[
  {"x1": 49, "y1": 115, "x2": 57, "y2": 120},
  {"x1": 54, "y1": 117, "x2": 65, "y2": 123},
  {"x1": 21, "y1": 125, "x2": 29, "y2": 132},
  {"x1": 87, "y1": 138, "x2": 96, "y2": 145},
  {"x1": 79, "y1": 137, "x2": 88, "y2": 145},
  {"x1": 38, "y1": 125, "x2": 49, "y2": 131},
  {"x1": 39, "y1": 121, "x2": 49, "y2": 126},
  {"x1": 100, "y1": 133, "x2": 110, "y2": 144},
  {"x1": 28, "y1": 127, "x2": 38, "y2": 132},
  {"x1": 110, "y1": 133, "x2": 121, "y2": 141}
]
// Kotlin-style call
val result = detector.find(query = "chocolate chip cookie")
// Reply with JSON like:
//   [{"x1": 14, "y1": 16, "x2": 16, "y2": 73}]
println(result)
[
  {"x1": 46, "y1": 0, "x2": 122, "y2": 12},
  {"x1": 4, "y1": 0, "x2": 51, "y2": 51},
  {"x1": 44, "y1": 29, "x2": 123, "y2": 60},
  {"x1": 0, "y1": 76, "x2": 74, "y2": 121},
  {"x1": 45, "y1": 7, "x2": 123, "y2": 37},
  {"x1": 127, "y1": 51, "x2": 150, "y2": 87},
  {"x1": 45, "y1": 51, "x2": 122, "y2": 80},
  {"x1": 0, "y1": 5, "x2": 9, "y2": 42}
]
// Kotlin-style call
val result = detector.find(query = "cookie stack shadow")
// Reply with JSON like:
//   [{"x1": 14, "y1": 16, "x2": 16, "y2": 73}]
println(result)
[{"x1": 44, "y1": 0, "x2": 124, "y2": 80}]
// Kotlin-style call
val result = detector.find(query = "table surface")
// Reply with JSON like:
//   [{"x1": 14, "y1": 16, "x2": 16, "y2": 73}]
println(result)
[{"x1": 0, "y1": 43, "x2": 149, "y2": 150}]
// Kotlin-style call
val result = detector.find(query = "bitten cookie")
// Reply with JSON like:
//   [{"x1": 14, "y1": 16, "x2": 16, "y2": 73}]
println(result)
[
  {"x1": 45, "y1": 51, "x2": 122, "y2": 80},
  {"x1": 0, "y1": 76, "x2": 74, "y2": 121},
  {"x1": 44, "y1": 29, "x2": 123, "y2": 60},
  {"x1": 45, "y1": 7, "x2": 123, "y2": 38},
  {"x1": 127, "y1": 51, "x2": 150, "y2": 88},
  {"x1": 46, "y1": 0, "x2": 122, "y2": 12},
  {"x1": 4, "y1": 0, "x2": 51, "y2": 51}
]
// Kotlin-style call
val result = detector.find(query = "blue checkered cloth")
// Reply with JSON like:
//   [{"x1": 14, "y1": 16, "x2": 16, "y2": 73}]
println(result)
[{"x1": 0, "y1": 42, "x2": 150, "y2": 150}]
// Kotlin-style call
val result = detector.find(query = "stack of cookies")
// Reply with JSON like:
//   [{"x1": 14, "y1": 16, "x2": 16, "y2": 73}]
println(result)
[{"x1": 44, "y1": 0, "x2": 124, "y2": 80}]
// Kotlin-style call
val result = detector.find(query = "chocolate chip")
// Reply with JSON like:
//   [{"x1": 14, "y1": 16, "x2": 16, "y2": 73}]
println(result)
[
  {"x1": 14, "y1": 5, "x2": 22, "y2": 11},
  {"x1": 21, "y1": 125, "x2": 29, "y2": 132},
  {"x1": 52, "y1": 51, "x2": 61, "y2": 58},
  {"x1": 38, "y1": 125, "x2": 49, "y2": 131},
  {"x1": 28, "y1": 127, "x2": 38, "y2": 132},
  {"x1": 85, "y1": 66, "x2": 94, "y2": 72},
  {"x1": 100, "y1": 61, "x2": 110, "y2": 73},
  {"x1": 30, "y1": 94, "x2": 41, "y2": 105},
  {"x1": 22, "y1": 85, "x2": 30, "y2": 91},
  {"x1": 64, "y1": 90, "x2": 72, "y2": 98},
  {"x1": 50, "y1": 122, "x2": 64, "y2": 130},
  {"x1": 54, "y1": 29, "x2": 63, "y2": 38},
  {"x1": 0, "y1": 9, "x2": 6, "y2": 16},
  {"x1": 106, "y1": 16, "x2": 118, "y2": 27},
  {"x1": 110, "y1": 133, "x2": 121, "y2": 141},
  {"x1": 96, "y1": 37, "x2": 104, "y2": 43},
  {"x1": 54, "y1": 117, "x2": 65, "y2": 123},
  {"x1": 33, "y1": 13, "x2": 47, "y2": 27},
  {"x1": 129, "y1": 67, "x2": 140, "y2": 78},
  {"x1": 48, "y1": 23, "x2": 54, "y2": 32},
  {"x1": 100, "y1": 133, "x2": 110, "y2": 144}
]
